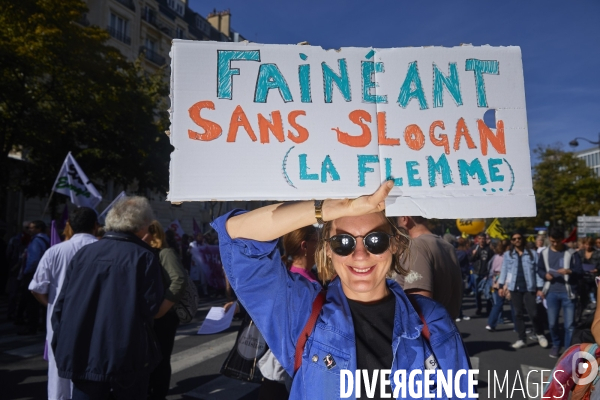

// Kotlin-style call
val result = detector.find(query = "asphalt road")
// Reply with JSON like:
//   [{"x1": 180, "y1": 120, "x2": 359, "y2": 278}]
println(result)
[{"x1": 0, "y1": 293, "x2": 585, "y2": 400}]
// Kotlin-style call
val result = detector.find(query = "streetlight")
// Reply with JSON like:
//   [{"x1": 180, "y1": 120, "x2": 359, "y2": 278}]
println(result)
[{"x1": 569, "y1": 132, "x2": 600, "y2": 148}]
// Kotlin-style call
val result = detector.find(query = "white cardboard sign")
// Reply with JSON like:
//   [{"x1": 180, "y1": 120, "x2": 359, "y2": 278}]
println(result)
[{"x1": 168, "y1": 41, "x2": 536, "y2": 218}]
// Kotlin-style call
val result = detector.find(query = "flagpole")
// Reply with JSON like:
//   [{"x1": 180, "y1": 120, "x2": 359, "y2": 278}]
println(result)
[{"x1": 40, "y1": 191, "x2": 55, "y2": 219}]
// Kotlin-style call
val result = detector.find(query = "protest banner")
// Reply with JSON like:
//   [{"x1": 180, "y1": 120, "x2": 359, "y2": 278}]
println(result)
[
  {"x1": 190, "y1": 244, "x2": 225, "y2": 289},
  {"x1": 169, "y1": 219, "x2": 186, "y2": 243},
  {"x1": 168, "y1": 41, "x2": 536, "y2": 218},
  {"x1": 51, "y1": 152, "x2": 102, "y2": 209}
]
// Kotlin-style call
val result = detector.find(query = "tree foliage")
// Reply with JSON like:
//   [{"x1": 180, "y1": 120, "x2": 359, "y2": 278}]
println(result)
[
  {"x1": 510, "y1": 145, "x2": 600, "y2": 230},
  {"x1": 0, "y1": 0, "x2": 171, "y2": 208}
]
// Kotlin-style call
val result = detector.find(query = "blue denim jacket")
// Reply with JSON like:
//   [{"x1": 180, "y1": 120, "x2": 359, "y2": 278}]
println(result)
[
  {"x1": 497, "y1": 249, "x2": 543, "y2": 292},
  {"x1": 213, "y1": 210, "x2": 473, "y2": 399}
]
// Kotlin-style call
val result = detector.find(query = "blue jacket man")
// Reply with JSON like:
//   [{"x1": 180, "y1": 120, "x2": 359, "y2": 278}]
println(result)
[
  {"x1": 213, "y1": 211, "x2": 473, "y2": 399},
  {"x1": 497, "y1": 234, "x2": 547, "y2": 350}
]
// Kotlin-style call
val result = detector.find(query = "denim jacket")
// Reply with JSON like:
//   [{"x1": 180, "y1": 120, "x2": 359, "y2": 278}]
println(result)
[
  {"x1": 213, "y1": 210, "x2": 473, "y2": 399},
  {"x1": 497, "y1": 249, "x2": 543, "y2": 292}
]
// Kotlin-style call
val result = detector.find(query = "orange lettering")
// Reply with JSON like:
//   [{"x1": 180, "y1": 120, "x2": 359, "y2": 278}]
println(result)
[
  {"x1": 287, "y1": 110, "x2": 309, "y2": 144},
  {"x1": 332, "y1": 110, "x2": 372, "y2": 148},
  {"x1": 377, "y1": 112, "x2": 400, "y2": 146},
  {"x1": 453, "y1": 117, "x2": 477, "y2": 151},
  {"x1": 404, "y1": 124, "x2": 425, "y2": 151},
  {"x1": 429, "y1": 120, "x2": 449, "y2": 155},
  {"x1": 258, "y1": 111, "x2": 284, "y2": 143},
  {"x1": 227, "y1": 105, "x2": 257, "y2": 142},
  {"x1": 187, "y1": 101, "x2": 222, "y2": 141},
  {"x1": 478, "y1": 119, "x2": 506, "y2": 156}
]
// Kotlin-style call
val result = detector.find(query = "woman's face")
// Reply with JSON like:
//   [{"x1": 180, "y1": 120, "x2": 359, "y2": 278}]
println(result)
[{"x1": 327, "y1": 213, "x2": 393, "y2": 302}]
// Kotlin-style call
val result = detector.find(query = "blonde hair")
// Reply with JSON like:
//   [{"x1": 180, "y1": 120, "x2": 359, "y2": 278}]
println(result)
[
  {"x1": 147, "y1": 220, "x2": 166, "y2": 249},
  {"x1": 314, "y1": 212, "x2": 411, "y2": 282},
  {"x1": 63, "y1": 221, "x2": 74, "y2": 241}
]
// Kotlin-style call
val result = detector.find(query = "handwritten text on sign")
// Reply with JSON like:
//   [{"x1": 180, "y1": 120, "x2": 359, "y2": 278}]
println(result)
[{"x1": 168, "y1": 42, "x2": 535, "y2": 218}]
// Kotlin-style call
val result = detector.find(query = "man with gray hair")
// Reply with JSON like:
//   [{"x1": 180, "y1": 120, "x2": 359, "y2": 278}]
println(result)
[{"x1": 52, "y1": 197, "x2": 164, "y2": 400}]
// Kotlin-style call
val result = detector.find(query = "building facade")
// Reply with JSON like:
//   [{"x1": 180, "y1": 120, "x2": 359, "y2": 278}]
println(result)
[
  {"x1": 84, "y1": 0, "x2": 243, "y2": 73},
  {"x1": 6, "y1": 2, "x2": 248, "y2": 236},
  {"x1": 575, "y1": 146, "x2": 600, "y2": 177}
]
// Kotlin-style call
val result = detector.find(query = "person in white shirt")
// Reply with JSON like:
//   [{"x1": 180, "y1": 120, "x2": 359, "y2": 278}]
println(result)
[{"x1": 29, "y1": 207, "x2": 98, "y2": 400}]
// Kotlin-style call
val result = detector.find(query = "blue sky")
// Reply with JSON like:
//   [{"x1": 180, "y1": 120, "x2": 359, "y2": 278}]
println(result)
[{"x1": 189, "y1": 0, "x2": 600, "y2": 156}]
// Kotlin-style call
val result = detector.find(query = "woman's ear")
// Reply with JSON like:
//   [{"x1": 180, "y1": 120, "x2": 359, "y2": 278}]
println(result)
[{"x1": 300, "y1": 240, "x2": 308, "y2": 251}]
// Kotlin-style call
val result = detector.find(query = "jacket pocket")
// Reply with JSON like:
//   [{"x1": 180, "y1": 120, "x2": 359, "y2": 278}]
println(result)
[{"x1": 304, "y1": 339, "x2": 350, "y2": 375}]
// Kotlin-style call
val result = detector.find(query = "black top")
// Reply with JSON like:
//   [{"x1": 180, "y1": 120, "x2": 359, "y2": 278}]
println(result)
[
  {"x1": 347, "y1": 294, "x2": 395, "y2": 399},
  {"x1": 515, "y1": 253, "x2": 527, "y2": 292}
]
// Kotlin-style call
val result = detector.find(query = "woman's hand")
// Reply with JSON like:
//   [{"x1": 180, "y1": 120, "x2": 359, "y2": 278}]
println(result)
[
  {"x1": 323, "y1": 180, "x2": 394, "y2": 221},
  {"x1": 226, "y1": 181, "x2": 395, "y2": 241},
  {"x1": 545, "y1": 273, "x2": 554, "y2": 281}
]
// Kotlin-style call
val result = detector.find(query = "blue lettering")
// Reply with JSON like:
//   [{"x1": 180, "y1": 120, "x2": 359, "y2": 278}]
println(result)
[
  {"x1": 397, "y1": 61, "x2": 428, "y2": 110},
  {"x1": 406, "y1": 161, "x2": 422, "y2": 187},
  {"x1": 465, "y1": 59, "x2": 499, "y2": 107},
  {"x1": 217, "y1": 50, "x2": 261, "y2": 99},
  {"x1": 321, "y1": 155, "x2": 340, "y2": 183},
  {"x1": 427, "y1": 154, "x2": 454, "y2": 187},
  {"x1": 361, "y1": 61, "x2": 387, "y2": 103},
  {"x1": 433, "y1": 63, "x2": 463, "y2": 108},
  {"x1": 458, "y1": 158, "x2": 489, "y2": 185},
  {"x1": 384, "y1": 158, "x2": 403, "y2": 186},
  {"x1": 299, "y1": 154, "x2": 319, "y2": 180},
  {"x1": 254, "y1": 63, "x2": 293, "y2": 103},
  {"x1": 357, "y1": 155, "x2": 379, "y2": 187},
  {"x1": 322, "y1": 59, "x2": 351, "y2": 103}
]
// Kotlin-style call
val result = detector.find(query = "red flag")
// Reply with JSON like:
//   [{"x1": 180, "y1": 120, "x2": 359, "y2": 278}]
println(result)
[{"x1": 562, "y1": 227, "x2": 577, "y2": 243}]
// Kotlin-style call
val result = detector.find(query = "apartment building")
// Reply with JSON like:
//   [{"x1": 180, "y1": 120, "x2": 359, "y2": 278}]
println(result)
[
  {"x1": 575, "y1": 146, "x2": 600, "y2": 177},
  {"x1": 84, "y1": 0, "x2": 244, "y2": 73}
]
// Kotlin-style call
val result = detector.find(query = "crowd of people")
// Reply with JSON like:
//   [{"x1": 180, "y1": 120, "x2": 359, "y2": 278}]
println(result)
[
  {"x1": 1, "y1": 184, "x2": 600, "y2": 399},
  {"x1": 449, "y1": 229, "x2": 600, "y2": 359}
]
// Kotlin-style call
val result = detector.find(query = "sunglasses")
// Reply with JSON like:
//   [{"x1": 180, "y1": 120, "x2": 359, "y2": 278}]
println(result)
[
  {"x1": 325, "y1": 232, "x2": 394, "y2": 256},
  {"x1": 511, "y1": 237, "x2": 523, "y2": 242}
]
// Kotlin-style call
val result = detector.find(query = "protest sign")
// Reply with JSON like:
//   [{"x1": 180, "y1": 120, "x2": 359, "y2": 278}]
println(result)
[
  {"x1": 52, "y1": 152, "x2": 102, "y2": 209},
  {"x1": 168, "y1": 41, "x2": 536, "y2": 218}
]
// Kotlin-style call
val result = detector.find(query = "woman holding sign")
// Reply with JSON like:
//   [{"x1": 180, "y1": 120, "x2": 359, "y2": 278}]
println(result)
[{"x1": 212, "y1": 181, "x2": 472, "y2": 399}]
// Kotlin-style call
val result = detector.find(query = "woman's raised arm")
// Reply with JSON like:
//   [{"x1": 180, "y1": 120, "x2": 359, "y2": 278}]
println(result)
[{"x1": 225, "y1": 180, "x2": 394, "y2": 241}]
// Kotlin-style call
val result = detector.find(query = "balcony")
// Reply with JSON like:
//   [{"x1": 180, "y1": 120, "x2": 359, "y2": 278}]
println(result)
[
  {"x1": 142, "y1": 10, "x2": 158, "y2": 27},
  {"x1": 159, "y1": 4, "x2": 176, "y2": 20},
  {"x1": 115, "y1": 0, "x2": 135, "y2": 11},
  {"x1": 107, "y1": 26, "x2": 131, "y2": 45},
  {"x1": 140, "y1": 46, "x2": 166, "y2": 66}
]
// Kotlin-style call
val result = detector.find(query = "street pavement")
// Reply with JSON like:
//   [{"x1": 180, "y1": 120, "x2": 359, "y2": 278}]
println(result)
[{"x1": 0, "y1": 293, "x2": 589, "y2": 400}]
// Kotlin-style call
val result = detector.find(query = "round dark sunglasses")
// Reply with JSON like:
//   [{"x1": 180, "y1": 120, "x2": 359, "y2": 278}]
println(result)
[{"x1": 325, "y1": 232, "x2": 394, "y2": 256}]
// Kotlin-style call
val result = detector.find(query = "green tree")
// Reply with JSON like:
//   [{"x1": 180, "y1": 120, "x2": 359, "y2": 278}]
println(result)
[
  {"x1": 0, "y1": 0, "x2": 171, "y2": 213},
  {"x1": 521, "y1": 145, "x2": 600, "y2": 230}
]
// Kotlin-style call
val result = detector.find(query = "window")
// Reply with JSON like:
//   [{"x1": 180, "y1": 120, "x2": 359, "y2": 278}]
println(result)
[
  {"x1": 145, "y1": 38, "x2": 155, "y2": 52},
  {"x1": 176, "y1": 26, "x2": 185, "y2": 39},
  {"x1": 109, "y1": 12, "x2": 130, "y2": 44},
  {"x1": 195, "y1": 16, "x2": 210, "y2": 35},
  {"x1": 167, "y1": 0, "x2": 185, "y2": 16}
]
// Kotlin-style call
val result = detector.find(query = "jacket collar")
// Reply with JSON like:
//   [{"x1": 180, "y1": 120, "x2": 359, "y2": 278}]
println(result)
[{"x1": 103, "y1": 231, "x2": 154, "y2": 251}]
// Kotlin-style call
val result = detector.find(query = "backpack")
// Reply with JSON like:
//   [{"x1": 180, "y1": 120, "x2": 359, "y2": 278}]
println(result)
[{"x1": 173, "y1": 271, "x2": 200, "y2": 324}]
